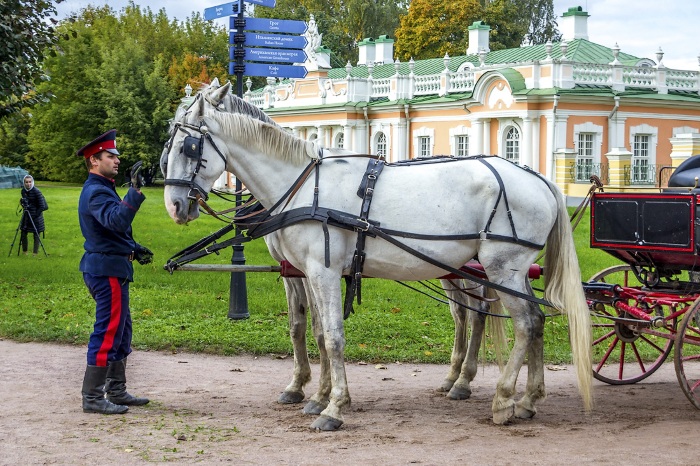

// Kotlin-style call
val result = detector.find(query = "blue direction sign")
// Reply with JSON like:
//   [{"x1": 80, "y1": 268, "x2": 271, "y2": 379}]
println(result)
[
  {"x1": 231, "y1": 62, "x2": 308, "y2": 79},
  {"x1": 233, "y1": 17, "x2": 308, "y2": 34},
  {"x1": 234, "y1": 47, "x2": 307, "y2": 63},
  {"x1": 204, "y1": 1, "x2": 240, "y2": 21},
  {"x1": 235, "y1": 32, "x2": 307, "y2": 50},
  {"x1": 243, "y1": 0, "x2": 276, "y2": 7}
]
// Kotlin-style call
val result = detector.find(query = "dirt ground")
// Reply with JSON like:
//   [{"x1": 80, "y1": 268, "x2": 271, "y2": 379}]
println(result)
[{"x1": 1, "y1": 339, "x2": 699, "y2": 465}]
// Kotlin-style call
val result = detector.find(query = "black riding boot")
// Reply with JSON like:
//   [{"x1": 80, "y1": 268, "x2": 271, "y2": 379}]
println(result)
[
  {"x1": 82, "y1": 365, "x2": 129, "y2": 414},
  {"x1": 105, "y1": 358, "x2": 150, "y2": 406}
]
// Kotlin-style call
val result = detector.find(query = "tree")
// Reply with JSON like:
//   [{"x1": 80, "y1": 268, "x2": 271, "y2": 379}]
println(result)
[
  {"x1": 255, "y1": 0, "x2": 406, "y2": 67},
  {"x1": 0, "y1": 0, "x2": 70, "y2": 116},
  {"x1": 522, "y1": 0, "x2": 561, "y2": 45},
  {"x1": 395, "y1": 0, "x2": 483, "y2": 61},
  {"x1": 18, "y1": 4, "x2": 230, "y2": 183}
]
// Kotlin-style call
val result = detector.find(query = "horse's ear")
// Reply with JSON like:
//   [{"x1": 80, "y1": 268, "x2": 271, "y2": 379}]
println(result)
[
  {"x1": 222, "y1": 81, "x2": 231, "y2": 95},
  {"x1": 191, "y1": 94, "x2": 205, "y2": 119},
  {"x1": 208, "y1": 83, "x2": 230, "y2": 106},
  {"x1": 210, "y1": 77, "x2": 220, "y2": 89}
]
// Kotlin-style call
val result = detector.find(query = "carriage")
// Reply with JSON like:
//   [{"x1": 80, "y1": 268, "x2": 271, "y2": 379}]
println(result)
[
  {"x1": 584, "y1": 158, "x2": 700, "y2": 409},
  {"x1": 161, "y1": 80, "x2": 700, "y2": 429}
]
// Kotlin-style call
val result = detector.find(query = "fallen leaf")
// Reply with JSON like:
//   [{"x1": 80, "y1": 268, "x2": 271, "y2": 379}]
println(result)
[
  {"x1": 546, "y1": 365, "x2": 567, "y2": 371},
  {"x1": 375, "y1": 364, "x2": 387, "y2": 370}
]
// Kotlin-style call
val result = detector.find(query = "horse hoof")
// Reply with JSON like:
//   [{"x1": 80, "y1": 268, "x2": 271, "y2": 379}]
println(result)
[
  {"x1": 302, "y1": 400, "x2": 326, "y2": 415},
  {"x1": 447, "y1": 385, "x2": 471, "y2": 400},
  {"x1": 278, "y1": 391, "x2": 305, "y2": 404},
  {"x1": 439, "y1": 380, "x2": 455, "y2": 392},
  {"x1": 492, "y1": 405, "x2": 515, "y2": 425},
  {"x1": 514, "y1": 403, "x2": 536, "y2": 419},
  {"x1": 310, "y1": 414, "x2": 343, "y2": 431}
]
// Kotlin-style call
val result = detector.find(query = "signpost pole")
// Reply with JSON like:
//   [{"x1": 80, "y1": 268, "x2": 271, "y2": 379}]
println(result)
[{"x1": 227, "y1": 5, "x2": 250, "y2": 320}]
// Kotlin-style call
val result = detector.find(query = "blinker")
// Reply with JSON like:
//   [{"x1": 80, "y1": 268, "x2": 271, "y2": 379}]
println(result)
[{"x1": 183, "y1": 135, "x2": 201, "y2": 159}]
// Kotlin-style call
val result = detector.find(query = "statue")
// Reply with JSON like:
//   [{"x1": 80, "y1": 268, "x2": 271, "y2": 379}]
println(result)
[{"x1": 303, "y1": 14, "x2": 323, "y2": 68}]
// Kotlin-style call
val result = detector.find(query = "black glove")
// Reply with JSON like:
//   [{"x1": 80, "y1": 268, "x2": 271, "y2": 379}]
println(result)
[
  {"x1": 129, "y1": 161, "x2": 144, "y2": 189},
  {"x1": 20, "y1": 197, "x2": 29, "y2": 208},
  {"x1": 134, "y1": 245, "x2": 153, "y2": 265}
]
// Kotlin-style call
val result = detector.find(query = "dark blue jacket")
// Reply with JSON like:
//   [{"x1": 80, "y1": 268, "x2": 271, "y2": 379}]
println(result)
[{"x1": 78, "y1": 173, "x2": 145, "y2": 281}]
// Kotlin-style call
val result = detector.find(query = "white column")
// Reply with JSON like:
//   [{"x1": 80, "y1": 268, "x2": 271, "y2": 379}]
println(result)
[
  {"x1": 483, "y1": 119, "x2": 491, "y2": 155},
  {"x1": 343, "y1": 124, "x2": 353, "y2": 151},
  {"x1": 531, "y1": 117, "x2": 540, "y2": 173},
  {"x1": 317, "y1": 126, "x2": 326, "y2": 147},
  {"x1": 472, "y1": 119, "x2": 484, "y2": 154},
  {"x1": 545, "y1": 115, "x2": 555, "y2": 181},
  {"x1": 521, "y1": 116, "x2": 533, "y2": 168}
]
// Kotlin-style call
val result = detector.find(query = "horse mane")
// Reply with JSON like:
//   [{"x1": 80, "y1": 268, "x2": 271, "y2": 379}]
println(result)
[
  {"x1": 206, "y1": 110, "x2": 320, "y2": 165},
  {"x1": 220, "y1": 93, "x2": 280, "y2": 128}
]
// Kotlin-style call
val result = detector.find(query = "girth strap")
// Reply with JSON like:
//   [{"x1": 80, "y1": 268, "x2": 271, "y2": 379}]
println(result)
[
  {"x1": 346, "y1": 158, "x2": 386, "y2": 317},
  {"x1": 478, "y1": 157, "x2": 519, "y2": 243}
]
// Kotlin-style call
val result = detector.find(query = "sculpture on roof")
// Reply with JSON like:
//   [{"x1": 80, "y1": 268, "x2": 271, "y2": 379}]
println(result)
[{"x1": 303, "y1": 14, "x2": 323, "y2": 69}]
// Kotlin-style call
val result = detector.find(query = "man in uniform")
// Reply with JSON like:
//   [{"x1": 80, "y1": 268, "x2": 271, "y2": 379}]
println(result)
[{"x1": 77, "y1": 129, "x2": 153, "y2": 414}]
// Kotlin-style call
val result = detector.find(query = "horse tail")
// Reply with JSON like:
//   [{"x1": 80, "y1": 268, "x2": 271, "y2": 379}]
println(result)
[
  {"x1": 483, "y1": 287, "x2": 507, "y2": 370},
  {"x1": 543, "y1": 184, "x2": 593, "y2": 412}
]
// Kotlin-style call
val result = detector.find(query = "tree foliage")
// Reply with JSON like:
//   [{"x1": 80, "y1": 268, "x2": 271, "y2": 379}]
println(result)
[
  {"x1": 395, "y1": 0, "x2": 560, "y2": 60},
  {"x1": 0, "y1": 0, "x2": 70, "y2": 116},
  {"x1": 9, "y1": 3, "x2": 229, "y2": 183},
  {"x1": 254, "y1": 0, "x2": 407, "y2": 67},
  {"x1": 395, "y1": 0, "x2": 483, "y2": 61}
]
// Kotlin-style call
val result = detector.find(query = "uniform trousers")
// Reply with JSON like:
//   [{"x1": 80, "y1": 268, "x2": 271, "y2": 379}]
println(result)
[{"x1": 83, "y1": 273, "x2": 132, "y2": 367}]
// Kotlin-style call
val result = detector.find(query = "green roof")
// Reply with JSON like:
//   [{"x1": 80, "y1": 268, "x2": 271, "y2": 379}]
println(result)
[{"x1": 327, "y1": 39, "x2": 643, "y2": 79}]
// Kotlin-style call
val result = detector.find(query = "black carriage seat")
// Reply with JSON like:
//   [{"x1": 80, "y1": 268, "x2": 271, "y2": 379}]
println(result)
[
  {"x1": 666, "y1": 156, "x2": 700, "y2": 254},
  {"x1": 667, "y1": 155, "x2": 700, "y2": 192}
]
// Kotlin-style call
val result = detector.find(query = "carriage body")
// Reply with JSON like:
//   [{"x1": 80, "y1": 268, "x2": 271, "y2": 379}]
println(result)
[
  {"x1": 590, "y1": 191, "x2": 700, "y2": 276},
  {"x1": 586, "y1": 188, "x2": 700, "y2": 407}
]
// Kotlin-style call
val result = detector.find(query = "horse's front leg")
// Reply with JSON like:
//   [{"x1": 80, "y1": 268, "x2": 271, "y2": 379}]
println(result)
[
  {"x1": 440, "y1": 279, "x2": 468, "y2": 393},
  {"x1": 306, "y1": 272, "x2": 349, "y2": 431},
  {"x1": 278, "y1": 278, "x2": 312, "y2": 404},
  {"x1": 449, "y1": 308, "x2": 486, "y2": 400}
]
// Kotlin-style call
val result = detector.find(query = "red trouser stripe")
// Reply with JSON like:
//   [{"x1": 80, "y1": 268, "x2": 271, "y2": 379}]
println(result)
[{"x1": 96, "y1": 277, "x2": 122, "y2": 366}]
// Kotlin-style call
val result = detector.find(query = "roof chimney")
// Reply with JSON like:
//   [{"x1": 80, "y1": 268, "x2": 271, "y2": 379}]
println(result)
[
  {"x1": 560, "y1": 6, "x2": 589, "y2": 41},
  {"x1": 357, "y1": 37, "x2": 375, "y2": 66},
  {"x1": 374, "y1": 35, "x2": 394, "y2": 65},
  {"x1": 466, "y1": 21, "x2": 490, "y2": 55}
]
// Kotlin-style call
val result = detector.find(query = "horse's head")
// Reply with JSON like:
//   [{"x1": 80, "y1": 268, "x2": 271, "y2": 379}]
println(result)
[{"x1": 161, "y1": 84, "x2": 231, "y2": 224}]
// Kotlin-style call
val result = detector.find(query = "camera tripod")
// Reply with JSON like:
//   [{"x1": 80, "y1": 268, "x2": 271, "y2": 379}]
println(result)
[{"x1": 8, "y1": 204, "x2": 48, "y2": 257}]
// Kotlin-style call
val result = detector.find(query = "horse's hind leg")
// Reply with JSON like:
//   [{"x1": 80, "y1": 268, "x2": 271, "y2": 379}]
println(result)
[
  {"x1": 279, "y1": 278, "x2": 312, "y2": 404},
  {"x1": 515, "y1": 301, "x2": 546, "y2": 419},
  {"x1": 440, "y1": 279, "x2": 468, "y2": 393},
  {"x1": 303, "y1": 291, "x2": 332, "y2": 415}
]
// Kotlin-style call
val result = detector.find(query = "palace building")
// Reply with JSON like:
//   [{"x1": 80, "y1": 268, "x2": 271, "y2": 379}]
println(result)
[{"x1": 203, "y1": 6, "x2": 700, "y2": 199}]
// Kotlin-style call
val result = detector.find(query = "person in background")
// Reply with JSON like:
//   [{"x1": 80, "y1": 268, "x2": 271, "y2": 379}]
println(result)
[
  {"x1": 76, "y1": 129, "x2": 154, "y2": 415},
  {"x1": 19, "y1": 175, "x2": 48, "y2": 256}
]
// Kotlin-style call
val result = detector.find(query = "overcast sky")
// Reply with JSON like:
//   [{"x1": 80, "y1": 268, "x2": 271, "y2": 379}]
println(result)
[{"x1": 55, "y1": 0, "x2": 699, "y2": 70}]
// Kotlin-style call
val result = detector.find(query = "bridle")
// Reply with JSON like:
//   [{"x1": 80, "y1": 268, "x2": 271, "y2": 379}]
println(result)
[{"x1": 162, "y1": 118, "x2": 228, "y2": 205}]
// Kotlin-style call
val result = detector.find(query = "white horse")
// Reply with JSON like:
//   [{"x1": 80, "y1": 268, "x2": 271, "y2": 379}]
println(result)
[
  {"x1": 193, "y1": 81, "x2": 506, "y2": 407},
  {"x1": 162, "y1": 82, "x2": 592, "y2": 430}
]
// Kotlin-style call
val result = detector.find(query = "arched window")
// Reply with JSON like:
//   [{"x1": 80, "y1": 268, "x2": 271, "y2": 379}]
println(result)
[
  {"x1": 376, "y1": 132, "x2": 387, "y2": 157},
  {"x1": 505, "y1": 127, "x2": 520, "y2": 164}
]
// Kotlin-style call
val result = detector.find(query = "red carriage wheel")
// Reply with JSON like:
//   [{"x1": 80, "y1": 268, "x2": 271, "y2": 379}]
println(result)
[
  {"x1": 674, "y1": 297, "x2": 700, "y2": 409},
  {"x1": 589, "y1": 265, "x2": 675, "y2": 385}
]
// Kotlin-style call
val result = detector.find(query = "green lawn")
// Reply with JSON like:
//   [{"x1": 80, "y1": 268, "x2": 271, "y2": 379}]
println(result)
[{"x1": 0, "y1": 182, "x2": 620, "y2": 364}]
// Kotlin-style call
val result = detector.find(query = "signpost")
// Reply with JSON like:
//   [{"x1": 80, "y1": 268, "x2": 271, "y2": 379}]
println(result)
[
  {"x1": 204, "y1": 0, "x2": 309, "y2": 320},
  {"x1": 203, "y1": 1, "x2": 240, "y2": 20}
]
